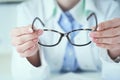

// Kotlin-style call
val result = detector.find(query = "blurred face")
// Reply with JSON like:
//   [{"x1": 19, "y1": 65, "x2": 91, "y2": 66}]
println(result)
[{"x1": 57, "y1": 0, "x2": 80, "y2": 11}]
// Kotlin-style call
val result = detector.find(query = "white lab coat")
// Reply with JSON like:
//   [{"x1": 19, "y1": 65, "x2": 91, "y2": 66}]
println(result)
[{"x1": 11, "y1": 0, "x2": 120, "y2": 80}]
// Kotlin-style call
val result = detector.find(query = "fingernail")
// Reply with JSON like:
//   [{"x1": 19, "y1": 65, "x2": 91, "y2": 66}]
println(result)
[
  {"x1": 28, "y1": 28, "x2": 33, "y2": 33},
  {"x1": 33, "y1": 38, "x2": 38, "y2": 42},
  {"x1": 38, "y1": 30, "x2": 43, "y2": 35}
]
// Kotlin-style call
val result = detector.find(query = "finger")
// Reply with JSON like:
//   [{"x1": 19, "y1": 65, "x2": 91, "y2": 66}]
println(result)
[
  {"x1": 22, "y1": 44, "x2": 39, "y2": 57},
  {"x1": 12, "y1": 30, "x2": 42, "y2": 46},
  {"x1": 92, "y1": 36, "x2": 120, "y2": 44},
  {"x1": 11, "y1": 26, "x2": 33, "y2": 37},
  {"x1": 90, "y1": 26, "x2": 120, "y2": 38},
  {"x1": 16, "y1": 40, "x2": 36, "y2": 53},
  {"x1": 98, "y1": 18, "x2": 120, "y2": 31},
  {"x1": 96, "y1": 43, "x2": 120, "y2": 50},
  {"x1": 90, "y1": 26, "x2": 96, "y2": 31},
  {"x1": 12, "y1": 37, "x2": 38, "y2": 46},
  {"x1": 19, "y1": 45, "x2": 38, "y2": 57}
]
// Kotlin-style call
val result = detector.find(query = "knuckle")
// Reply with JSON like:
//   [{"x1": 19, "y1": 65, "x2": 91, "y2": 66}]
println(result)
[
  {"x1": 110, "y1": 38, "x2": 114, "y2": 43},
  {"x1": 98, "y1": 39, "x2": 103, "y2": 43},
  {"x1": 16, "y1": 47, "x2": 23, "y2": 53},
  {"x1": 111, "y1": 28, "x2": 117, "y2": 36},
  {"x1": 98, "y1": 32, "x2": 103, "y2": 37},
  {"x1": 18, "y1": 37, "x2": 24, "y2": 45},
  {"x1": 99, "y1": 22, "x2": 106, "y2": 29},
  {"x1": 114, "y1": 27, "x2": 119, "y2": 36}
]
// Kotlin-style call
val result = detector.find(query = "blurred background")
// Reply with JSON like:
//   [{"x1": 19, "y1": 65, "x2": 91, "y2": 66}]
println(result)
[
  {"x1": 0, "y1": 0, "x2": 26, "y2": 80},
  {"x1": 0, "y1": 0, "x2": 102, "y2": 80}
]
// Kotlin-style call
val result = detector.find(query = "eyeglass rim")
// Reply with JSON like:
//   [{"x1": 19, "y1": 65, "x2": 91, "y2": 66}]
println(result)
[
  {"x1": 32, "y1": 12, "x2": 98, "y2": 47},
  {"x1": 32, "y1": 12, "x2": 98, "y2": 31},
  {"x1": 37, "y1": 28, "x2": 92, "y2": 47}
]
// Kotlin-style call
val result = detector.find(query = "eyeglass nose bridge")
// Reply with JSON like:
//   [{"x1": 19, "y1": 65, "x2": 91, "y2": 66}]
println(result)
[
  {"x1": 62, "y1": 33, "x2": 68, "y2": 37},
  {"x1": 61, "y1": 33, "x2": 72, "y2": 43},
  {"x1": 60, "y1": 33, "x2": 70, "y2": 42},
  {"x1": 61, "y1": 33, "x2": 70, "y2": 41}
]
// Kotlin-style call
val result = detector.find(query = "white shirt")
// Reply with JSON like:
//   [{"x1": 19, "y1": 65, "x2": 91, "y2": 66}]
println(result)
[{"x1": 11, "y1": 0, "x2": 120, "y2": 80}]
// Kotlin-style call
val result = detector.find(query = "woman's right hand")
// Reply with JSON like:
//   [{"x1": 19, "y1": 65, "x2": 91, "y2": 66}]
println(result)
[{"x1": 10, "y1": 25, "x2": 43, "y2": 58}]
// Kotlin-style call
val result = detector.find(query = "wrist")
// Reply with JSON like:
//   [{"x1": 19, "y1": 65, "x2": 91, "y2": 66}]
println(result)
[
  {"x1": 108, "y1": 49, "x2": 120, "y2": 59},
  {"x1": 27, "y1": 49, "x2": 41, "y2": 67}
]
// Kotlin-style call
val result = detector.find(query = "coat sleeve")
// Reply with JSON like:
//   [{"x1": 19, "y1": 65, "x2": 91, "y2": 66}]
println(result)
[
  {"x1": 11, "y1": 48, "x2": 50, "y2": 80},
  {"x1": 100, "y1": 48, "x2": 120, "y2": 80},
  {"x1": 11, "y1": 1, "x2": 50, "y2": 80},
  {"x1": 99, "y1": 1, "x2": 120, "y2": 80}
]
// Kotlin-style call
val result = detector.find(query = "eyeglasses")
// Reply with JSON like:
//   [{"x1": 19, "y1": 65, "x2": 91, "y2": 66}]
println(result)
[{"x1": 32, "y1": 13, "x2": 98, "y2": 47}]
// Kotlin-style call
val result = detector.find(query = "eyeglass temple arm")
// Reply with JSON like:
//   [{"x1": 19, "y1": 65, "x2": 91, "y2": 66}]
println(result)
[
  {"x1": 32, "y1": 17, "x2": 45, "y2": 30},
  {"x1": 32, "y1": 13, "x2": 98, "y2": 31},
  {"x1": 87, "y1": 12, "x2": 98, "y2": 31}
]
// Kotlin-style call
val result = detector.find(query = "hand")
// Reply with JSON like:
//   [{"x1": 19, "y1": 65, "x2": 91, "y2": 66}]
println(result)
[
  {"x1": 10, "y1": 25, "x2": 43, "y2": 57},
  {"x1": 90, "y1": 18, "x2": 120, "y2": 59}
]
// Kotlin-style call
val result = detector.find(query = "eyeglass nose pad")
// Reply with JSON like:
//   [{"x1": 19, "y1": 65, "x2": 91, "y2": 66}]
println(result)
[
  {"x1": 61, "y1": 33, "x2": 70, "y2": 42},
  {"x1": 63, "y1": 33, "x2": 67, "y2": 37}
]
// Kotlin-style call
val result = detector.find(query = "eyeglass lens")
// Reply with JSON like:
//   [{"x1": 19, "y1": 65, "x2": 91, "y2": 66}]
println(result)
[{"x1": 32, "y1": 13, "x2": 98, "y2": 47}]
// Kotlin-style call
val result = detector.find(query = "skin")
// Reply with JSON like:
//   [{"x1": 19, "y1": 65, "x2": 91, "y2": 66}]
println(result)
[
  {"x1": 57, "y1": 0, "x2": 80, "y2": 11},
  {"x1": 10, "y1": 0, "x2": 79, "y2": 67},
  {"x1": 10, "y1": 0, "x2": 120, "y2": 67},
  {"x1": 11, "y1": 26, "x2": 43, "y2": 67},
  {"x1": 90, "y1": 18, "x2": 120, "y2": 59}
]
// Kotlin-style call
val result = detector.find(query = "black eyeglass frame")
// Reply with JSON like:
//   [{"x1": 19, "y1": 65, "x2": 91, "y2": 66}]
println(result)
[{"x1": 32, "y1": 13, "x2": 98, "y2": 47}]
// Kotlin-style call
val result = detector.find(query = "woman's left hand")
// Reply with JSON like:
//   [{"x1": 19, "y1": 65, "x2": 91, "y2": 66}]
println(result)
[{"x1": 90, "y1": 18, "x2": 120, "y2": 59}]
